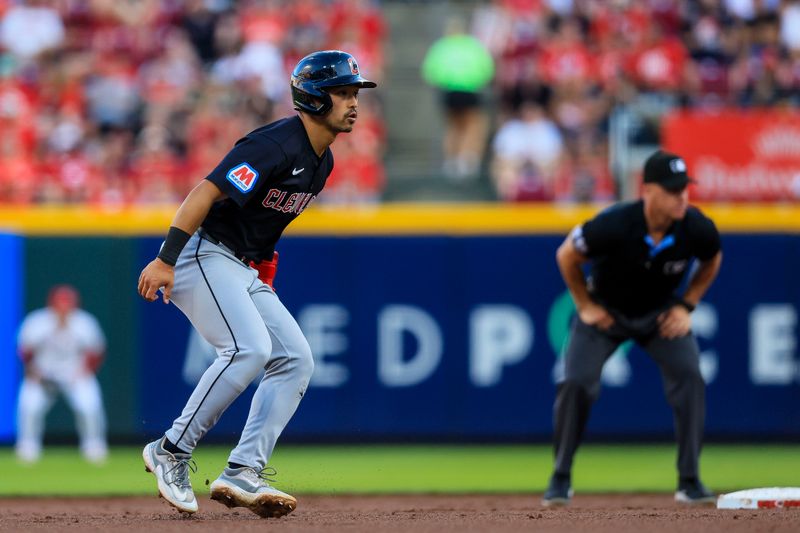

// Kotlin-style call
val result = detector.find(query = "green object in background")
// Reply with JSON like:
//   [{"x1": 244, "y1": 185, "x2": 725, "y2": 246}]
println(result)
[
  {"x1": 0, "y1": 444, "x2": 798, "y2": 496},
  {"x1": 421, "y1": 34, "x2": 494, "y2": 92}
]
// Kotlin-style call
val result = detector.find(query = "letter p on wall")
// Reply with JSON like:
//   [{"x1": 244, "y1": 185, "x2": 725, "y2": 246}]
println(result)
[{"x1": 470, "y1": 305, "x2": 534, "y2": 387}]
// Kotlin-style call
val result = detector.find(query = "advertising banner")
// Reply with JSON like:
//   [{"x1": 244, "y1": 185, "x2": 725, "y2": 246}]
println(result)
[
  {"x1": 137, "y1": 233, "x2": 800, "y2": 441},
  {"x1": 0, "y1": 234, "x2": 22, "y2": 443},
  {"x1": 663, "y1": 110, "x2": 800, "y2": 201}
]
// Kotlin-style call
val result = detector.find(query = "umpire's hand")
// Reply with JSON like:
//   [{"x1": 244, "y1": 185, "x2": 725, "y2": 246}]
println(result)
[
  {"x1": 658, "y1": 306, "x2": 692, "y2": 339},
  {"x1": 577, "y1": 302, "x2": 615, "y2": 331},
  {"x1": 138, "y1": 258, "x2": 175, "y2": 304}
]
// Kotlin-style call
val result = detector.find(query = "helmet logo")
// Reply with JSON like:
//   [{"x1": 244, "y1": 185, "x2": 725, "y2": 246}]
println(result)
[{"x1": 348, "y1": 57, "x2": 359, "y2": 75}]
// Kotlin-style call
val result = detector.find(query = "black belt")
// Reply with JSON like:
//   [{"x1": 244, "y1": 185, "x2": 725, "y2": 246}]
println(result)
[{"x1": 198, "y1": 228, "x2": 252, "y2": 264}]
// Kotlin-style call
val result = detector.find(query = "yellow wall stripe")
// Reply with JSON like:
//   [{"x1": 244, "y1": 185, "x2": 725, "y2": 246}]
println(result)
[{"x1": 0, "y1": 203, "x2": 798, "y2": 236}]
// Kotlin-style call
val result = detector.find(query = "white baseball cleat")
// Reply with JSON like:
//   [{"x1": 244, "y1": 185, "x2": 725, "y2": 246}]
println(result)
[
  {"x1": 210, "y1": 466, "x2": 297, "y2": 518},
  {"x1": 142, "y1": 437, "x2": 198, "y2": 514},
  {"x1": 15, "y1": 442, "x2": 41, "y2": 464},
  {"x1": 82, "y1": 441, "x2": 108, "y2": 465}
]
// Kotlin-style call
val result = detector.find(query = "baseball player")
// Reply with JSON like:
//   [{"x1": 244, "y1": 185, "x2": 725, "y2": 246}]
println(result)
[
  {"x1": 542, "y1": 150, "x2": 723, "y2": 506},
  {"x1": 15, "y1": 285, "x2": 108, "y2": 464},
  {"x1": 137, "y1": 50, "x2": 376, "y2": 517}
]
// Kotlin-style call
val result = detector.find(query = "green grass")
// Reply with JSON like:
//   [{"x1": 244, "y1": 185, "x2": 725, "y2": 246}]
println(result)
[{"x1": 0, "y1": 444, "x2": 798, "y2": 496}]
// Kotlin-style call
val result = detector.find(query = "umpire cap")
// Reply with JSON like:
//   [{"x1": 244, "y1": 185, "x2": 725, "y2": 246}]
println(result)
[
  {"x1": 643, "y1": 150, "x2": 696, "y2": 192},
  {"x1": 291, "y1": 50, "x2": 377, "y2": 116}
]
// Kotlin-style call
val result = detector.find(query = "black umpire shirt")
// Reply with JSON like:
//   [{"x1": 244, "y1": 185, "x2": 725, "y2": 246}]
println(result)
[
  {"x1": 201, "y1": 115, "x2": 333, "y2": 262},
  {"x1": 571, "y1": 200, "x2": 721, "y2": 317}
]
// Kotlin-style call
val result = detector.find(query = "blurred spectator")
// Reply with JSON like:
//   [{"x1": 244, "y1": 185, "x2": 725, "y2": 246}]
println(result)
[
  {"x1": 780, "y1": 0, "x2": 800, "y2": 51},
  {"x1": 84, "y1": 53, "x2": 141, "y2": 131},
  {"x1": 553, "y1": 137, "x2": 615, "y2": 203},
  {"x1": 422, "y1": 15, "x2": 494, "y2": 180},
  {"x1": 625, "y1": 20, "x2": 688, "y2": 96},
  {"x1": 0, "y1": 0, "x2": 387, "y2": 205},
  {"x1": 181, "y1": 0, "x2": 223, "y2": 65},
  {"x1": 5, "y1": 1, "x2": 800, "y2": 204},
  {"x1": 481, "y1": 0, "x2": 800, "y2": 202},
  {"x1": 0, "y1": 0, "x2": 65, "y2": 61},
  {"x1": 491, "y1": 101, "x2": 564, "y2": 201},
  {"x1": 0, "y1": 132, "x2": 38, "y2": 203},
  {"x1": 327, "y1": 0, "x2": 387, "y2": 84}
]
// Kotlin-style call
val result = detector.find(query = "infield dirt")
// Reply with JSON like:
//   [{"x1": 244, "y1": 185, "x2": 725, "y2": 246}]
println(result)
[{"x1": 1, "y1": 494, "x2": 797, "y2": 532}]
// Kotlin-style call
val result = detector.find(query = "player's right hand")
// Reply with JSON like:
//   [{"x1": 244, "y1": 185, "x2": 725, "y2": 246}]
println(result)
[
  {"x1": 577, "y1": 302, "x2": 614, "y2": 330},
  {"x1": 138, "y1": 258, "x2": 175, "y2": 304}
]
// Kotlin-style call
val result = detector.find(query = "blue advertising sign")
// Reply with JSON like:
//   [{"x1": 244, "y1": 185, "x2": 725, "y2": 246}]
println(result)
[
  {"x1": 137, "y1": 233, "x2": 800, "y2": 441},
  {"x1": 0, "y1": 234, "x2": 22, "y2": 443}
]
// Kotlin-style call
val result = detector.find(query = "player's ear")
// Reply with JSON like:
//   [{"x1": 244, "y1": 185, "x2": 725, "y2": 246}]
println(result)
[{"x1": 309, "y1": 92, "x2": 326, "y2": 106}]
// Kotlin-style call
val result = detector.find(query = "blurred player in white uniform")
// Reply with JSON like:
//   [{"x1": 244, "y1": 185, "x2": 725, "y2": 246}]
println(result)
[{"x1": 15, "y1": 285, "x2": 108, "y2": 464}]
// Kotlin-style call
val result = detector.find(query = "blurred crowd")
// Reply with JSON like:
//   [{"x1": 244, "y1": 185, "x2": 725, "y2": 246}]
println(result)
[
  {"x1": 474, "y1": 0, "x2": 800, "y2": 202},
  {"x1": 4, "y1": 0, "x2": 800, "y2": 206},
  {"x1": 0, "y1": 0, "x2": 386, "y2": 205}
]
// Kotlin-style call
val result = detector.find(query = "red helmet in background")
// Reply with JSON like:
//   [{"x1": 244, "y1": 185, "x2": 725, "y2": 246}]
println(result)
[{"x1": 47, "y1": 284, "x2": 80, "y2": 313}]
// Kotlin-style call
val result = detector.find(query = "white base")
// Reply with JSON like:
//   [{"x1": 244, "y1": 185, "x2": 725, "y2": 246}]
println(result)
[{"x1": 717, "y1": 487, "x2": 800, "y2": 509}]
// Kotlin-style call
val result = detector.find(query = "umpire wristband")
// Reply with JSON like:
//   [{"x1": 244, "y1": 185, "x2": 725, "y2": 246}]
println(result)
[
  {"x1": 157, "y1": 226, "x2": 192, "y2": 266},
  {"x1": 677, "y1": 298, "x2": 696, "y2": 312}
]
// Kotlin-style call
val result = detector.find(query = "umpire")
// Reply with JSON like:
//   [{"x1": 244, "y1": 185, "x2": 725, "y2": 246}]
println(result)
[{"x1": 542, "y1": 150, "x2": 722, "y2": 506}]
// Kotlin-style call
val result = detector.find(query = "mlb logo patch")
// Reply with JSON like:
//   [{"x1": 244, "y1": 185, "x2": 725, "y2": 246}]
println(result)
[
  {"x1": 669, "y1": 158, "x2": 687, "y2": 173},
  {"x1": 226, "y1": 163, "x2": 259, "y2": 193},
  {"x1": 348, "y1": 57, "x2": 359, "y2": 75}
]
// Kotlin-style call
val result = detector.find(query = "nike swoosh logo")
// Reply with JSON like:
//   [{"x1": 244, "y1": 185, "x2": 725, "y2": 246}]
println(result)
[{"x1": 292, "y1": 167, "x2": 304, "y2": 175}]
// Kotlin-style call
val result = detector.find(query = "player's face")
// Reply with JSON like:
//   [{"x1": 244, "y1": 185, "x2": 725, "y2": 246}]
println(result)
[
  {"x1": 50, "y1": 291, "x2": 77, "y2": 317},
  {"x1": 651, "y1": 184, "x2": 689, "y2": 220},
  {"x1": 323, "y1": 86, "x2": 360, "y2": 133}
]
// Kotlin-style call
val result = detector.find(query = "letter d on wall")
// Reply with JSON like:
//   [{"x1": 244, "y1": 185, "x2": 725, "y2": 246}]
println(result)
[{"x1": 378, "y1": 305, "x2": 443, "y2": 387}]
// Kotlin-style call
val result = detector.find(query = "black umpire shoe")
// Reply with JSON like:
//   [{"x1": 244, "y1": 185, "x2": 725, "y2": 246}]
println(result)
[
  {"x1": 675, "y1": 477, "x2": 716, "y2": 504},
  {"x1": 542, "y1": 473, "x2": 573, "y2": 507}
]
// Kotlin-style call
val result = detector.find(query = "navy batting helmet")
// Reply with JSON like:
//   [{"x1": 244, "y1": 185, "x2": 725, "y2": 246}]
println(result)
[{"x1": 290, "y1": 50, "x2": 377, "y2": 116}]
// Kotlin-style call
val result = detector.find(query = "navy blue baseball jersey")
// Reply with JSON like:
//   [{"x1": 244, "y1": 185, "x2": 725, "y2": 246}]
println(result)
[
  {"x1": 571, "y1": 200, "x2": 721, "y2": 316},
  {"x1": 201, "y1": 116, "x2": 333, "y2": 262}
]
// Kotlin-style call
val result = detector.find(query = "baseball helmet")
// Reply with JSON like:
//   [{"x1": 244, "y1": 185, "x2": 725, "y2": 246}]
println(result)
[
  {"x1": 290, "y1": 50, "x2": 377, "y2": 116},
  {"x1": 48, "y1": 284, "x2": 79, "y2": 310}
]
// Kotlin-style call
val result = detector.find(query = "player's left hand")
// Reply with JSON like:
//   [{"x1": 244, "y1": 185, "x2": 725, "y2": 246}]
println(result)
[
  {"x1": 84, "y1": 351, "x2": 103, "y2": 374},
  {"x1": 657, "y1": 305, "x2": 692, "y2": 339},
  {"x1": 23, "y1": 365, "x2": 41, "y2": 381}
]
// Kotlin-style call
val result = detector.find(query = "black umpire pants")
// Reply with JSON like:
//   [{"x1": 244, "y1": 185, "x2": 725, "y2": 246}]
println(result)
[{"x1": 552, "y1": 308, "x2": 706, "y2": 480}]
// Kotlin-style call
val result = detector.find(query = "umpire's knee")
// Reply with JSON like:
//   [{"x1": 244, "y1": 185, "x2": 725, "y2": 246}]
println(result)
[
  {"x1": 560, "y1": 377, "x2": 601, "y2": 403},
  {"x1": 670, "y1": 357, "x2": 705, "y2": 386},
  {"x1": 662, "y1": 361, "x2": 705, "y2": 407},
  {"x1": 683, "y1": 366, "x2": 705, "y2": 391}
]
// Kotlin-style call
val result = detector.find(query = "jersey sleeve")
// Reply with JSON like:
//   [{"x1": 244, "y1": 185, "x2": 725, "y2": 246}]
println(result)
[
  {"x1": 17, "y1": 312, "x2": 45, "y2": 353},
  {"x1": 688, "y1": 209, "x2": 722, "y2": 261},
  {"x1": 573, "y1": 209, "x2": 623, "y2": 258},
  {"x1": 81, "y1": 312, "x2": 106, "y2": 353},
  {"x1": 17, "y1": 315, "x2": 41, "y2": 351},
  {"x1": 205, "y1": 136, "x2": 285, "y2": 207}
]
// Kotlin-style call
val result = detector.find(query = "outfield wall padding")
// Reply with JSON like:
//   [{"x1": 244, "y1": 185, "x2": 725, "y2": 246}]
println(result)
[{"x1": 0, "y1": 205, "x2": 798, "y2": 443}]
